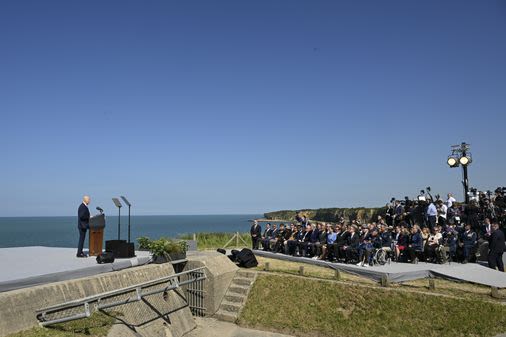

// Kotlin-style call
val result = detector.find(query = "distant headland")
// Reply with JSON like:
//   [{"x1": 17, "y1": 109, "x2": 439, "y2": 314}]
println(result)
[{"x1": 264, "y1": 207, "x2": 384, "y2": 223}]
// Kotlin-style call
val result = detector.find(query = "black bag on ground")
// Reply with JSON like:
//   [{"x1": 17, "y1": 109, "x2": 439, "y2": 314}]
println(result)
[
  {"x1": 96, "y1": 252, "x2": 115, "y2": 264},
  {"x1": 230, "y1": 249, "x2": 240, "y2": 262},
  {"x1": 236, "y1": 248, "x2": 258, "y2": 268}
]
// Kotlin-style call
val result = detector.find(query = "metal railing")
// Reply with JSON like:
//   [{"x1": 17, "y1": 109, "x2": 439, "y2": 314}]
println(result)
[{"x1": 36, "y1": 267, "x2": 206, "y2": 326}]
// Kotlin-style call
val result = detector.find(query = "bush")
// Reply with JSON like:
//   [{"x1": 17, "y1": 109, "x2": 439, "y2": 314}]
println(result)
[{"x1": 136, "y1": 236, "x2": 187, "y2": 259}]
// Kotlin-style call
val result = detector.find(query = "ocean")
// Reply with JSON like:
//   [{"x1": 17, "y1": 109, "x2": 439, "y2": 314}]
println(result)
[{"x1": 0, "y1": 214, "x2": 262, "y2": 248}]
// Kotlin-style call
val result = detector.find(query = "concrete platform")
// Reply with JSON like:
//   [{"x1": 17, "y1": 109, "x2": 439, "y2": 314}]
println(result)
[
  {"x1": 253, "y1": 250, "x2": 506, "y2": 288},
  {"x1": 0, "y1": 246, "x2": 152, "y2": 292}
]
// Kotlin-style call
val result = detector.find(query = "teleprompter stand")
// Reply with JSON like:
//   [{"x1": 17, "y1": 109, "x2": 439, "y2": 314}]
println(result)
[{"x1": 105, "y1": 197, "x2": 135, "y2": 258}]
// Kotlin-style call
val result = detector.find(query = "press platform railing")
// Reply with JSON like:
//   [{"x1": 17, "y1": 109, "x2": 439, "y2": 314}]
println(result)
[{"x1": 36, "y1": 266, "x2": 206, "y2": 326}]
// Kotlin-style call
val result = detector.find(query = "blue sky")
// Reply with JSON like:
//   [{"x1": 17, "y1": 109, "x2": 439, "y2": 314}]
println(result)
[{"x1": 1, "y1": 0, "x2": 505, "y2": 216}]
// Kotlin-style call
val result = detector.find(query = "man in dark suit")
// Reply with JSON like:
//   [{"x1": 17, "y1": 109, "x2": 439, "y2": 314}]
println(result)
[
  {"x1": 488, "y1": 223, "x2": 505, "y2": 272},
  {"x1": 460, "y1": 223, "x2": 477, "y2": 264},
  {"x1": 262, "y1": 224, "x2": 277, "y2": 251},
  {"x1": 480, "y1": 217, "x2": 493, "y2": 239},
  {"x1": 77, "y1": 195, "x2": 91, "y2": 257},
  {"x1": 250, "y1": 220, "x2": 262, "y2": 250}
]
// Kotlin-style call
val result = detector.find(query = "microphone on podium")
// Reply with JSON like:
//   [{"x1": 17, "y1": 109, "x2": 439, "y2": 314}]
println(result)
[{"x1": 96, "y1": 207, "x2": 104, "y2": 214}]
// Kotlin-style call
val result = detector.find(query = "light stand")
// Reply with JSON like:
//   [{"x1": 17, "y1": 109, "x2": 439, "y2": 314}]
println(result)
[
  {"x1": 120, "y1": 196, "x2": 132, "y2": 243},
  {"x1": 112, "y1": 198, "x2": 122, "y2": 240},
  {"x1": 446, "y1": 142, "x2": 472, "y2": 204}
]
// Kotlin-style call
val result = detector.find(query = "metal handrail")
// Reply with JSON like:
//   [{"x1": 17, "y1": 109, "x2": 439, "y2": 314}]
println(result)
[{"x1": 36, "y1": 267, "x2": 206, "y2": 326}]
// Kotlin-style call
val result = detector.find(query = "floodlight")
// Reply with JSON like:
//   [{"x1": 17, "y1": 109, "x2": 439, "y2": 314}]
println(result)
[
  {"x1": 459, "y1": 155, "x2": 471, "y2": 166},
  {"x1": 447, "y1": 156, "x2": 459, "y2": 167}
]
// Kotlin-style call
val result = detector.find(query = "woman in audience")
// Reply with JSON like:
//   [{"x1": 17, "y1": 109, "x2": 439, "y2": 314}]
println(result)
[
  {"x1": 394, "y1": 226, "x2": 407, "y2": 261},
  {"x1": 320, "y1": 225, "x2": 337, "y2": 260},
  {"x1": 421, "y1": 227, "x2": 430, "y2": 261},
  {"x1": 426, "y1": 226, "x2": 443, "y2": 262},
  {"x1": 408, "y1": 225, "x2": 423, "y2": 263}
]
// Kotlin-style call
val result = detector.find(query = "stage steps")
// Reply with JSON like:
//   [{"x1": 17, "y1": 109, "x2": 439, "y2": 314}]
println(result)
[{"x1": 214, "y1": 270, "x2": 257, "y2": 323}]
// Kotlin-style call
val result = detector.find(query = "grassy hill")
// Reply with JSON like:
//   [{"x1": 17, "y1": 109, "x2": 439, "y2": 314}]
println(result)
[{"x1": 240, "y1": 273, "x2": 506, "y2": 337}]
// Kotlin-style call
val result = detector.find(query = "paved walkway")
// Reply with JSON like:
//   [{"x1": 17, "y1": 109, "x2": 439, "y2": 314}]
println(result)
[
  {"x1": 107, "y1": 318, "x2": 294, "y2": 337},
  {"x1": 186, "y1": 317, "x2": 294, "y2": 337},
  {"x1": 254, "y1": 250, "x2": 506, "y2": 288}
]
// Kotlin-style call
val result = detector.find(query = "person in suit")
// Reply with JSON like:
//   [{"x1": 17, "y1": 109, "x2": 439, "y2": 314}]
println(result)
[
  {"x1": 334, "y1": 225, "x2": 349, "y2": 261},
  {"x1": 343, "y1": 225, "x2": 360, "y2": 263},
  {"x1": 312, "y1": 223, "x2": 326, "y2": 259},
  {"x1": 480, "y1": 217, "x2": 493, "y2": 239},
  {"x1": 297, "y1": 224, "x2": 313, "y2": 257},
  {"x1": 284, "y1": 223, "x2": 297, "y2": 254},
  {"x1": 77, "y1": 195, "x2": 91, "y2": 258},
  {"x1": 250, "y1": 220, "x2": 262, "y2": 250},
  {"x1": 262, "y1": 224, "x2": 278, "y2": 251},
  {"x1": 268, "y1": 224, "x2": 280, "y2": 251},
  {"x1": 460, "y1": 223, "x2": 477, "y2": 264},
  {"x1": 488, "y1": 222, "x2": 505, "y2": 272},
  {"x1": 274, "y1": 223, "x2": 287, "y2": 253},
  {"x1": 261, "y1": 223, "x2": 272, "y2": 240},
  {"x1": 394, "y1": 200, "x2": 404, "y2": 225}
]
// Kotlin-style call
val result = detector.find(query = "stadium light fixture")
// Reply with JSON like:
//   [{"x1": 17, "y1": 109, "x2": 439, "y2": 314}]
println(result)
[
  {"x1": 459, "y1": 155, "x2": 472, "y2": 166},
  {"x1": 447, "y1": 156, "x2": 459, "y2": 167},
  {"x1": 447, "y1": 142, "x2": 472, "y2": 204}
]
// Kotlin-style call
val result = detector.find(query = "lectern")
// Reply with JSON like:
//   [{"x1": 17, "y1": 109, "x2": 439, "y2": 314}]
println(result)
[{"x1": 89, "y1": 213, "x2": 105, "y2": 256}]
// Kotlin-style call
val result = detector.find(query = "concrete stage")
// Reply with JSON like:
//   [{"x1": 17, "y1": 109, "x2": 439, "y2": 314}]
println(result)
[
  {"x1": 0, "y1": 246, "x2": 152, "y2": 293},
  {"x1": 253, "y1": 250, "x2": 506, "y2": 288}
]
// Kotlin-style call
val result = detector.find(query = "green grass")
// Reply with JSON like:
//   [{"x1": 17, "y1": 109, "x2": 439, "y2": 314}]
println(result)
[
  {"x1": 179, "y1": 232, "x2": 251, "y2": 250},
  {"x1": 239, "y1": 274, "x2": 506, "y2": 337},
  {"x1": 7, "y1": 312, "x2": 115, "y2": 337}
]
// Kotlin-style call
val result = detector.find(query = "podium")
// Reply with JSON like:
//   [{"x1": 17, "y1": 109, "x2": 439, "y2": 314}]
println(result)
[{"x1": 89, "y1": 214, "x2": 105, "y2": 256}]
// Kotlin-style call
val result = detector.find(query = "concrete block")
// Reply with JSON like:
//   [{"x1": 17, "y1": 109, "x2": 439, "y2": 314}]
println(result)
[
  {"x1": 185, "y1": 251, "x2": 239, "y2": 316},
  {"x1": 380, "y1": 275, "x2": 390, "y2": 287},
  {"x1": 491, "y1": 286, "x2": 500, "y2": 299},
  {"x1": 334, "y1": 269, "x2": 341, "y2": 281}
]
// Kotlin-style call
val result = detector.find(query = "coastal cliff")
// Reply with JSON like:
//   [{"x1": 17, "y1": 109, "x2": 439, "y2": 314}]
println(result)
[{"x1": 264, "y1": 207, "x2": 386, "y2": 223}]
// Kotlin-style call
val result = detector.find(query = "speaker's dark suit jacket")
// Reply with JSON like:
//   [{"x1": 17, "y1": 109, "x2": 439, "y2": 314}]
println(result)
[{"x1": 78, "y1": 203, "x2": 90, "y2": 230}]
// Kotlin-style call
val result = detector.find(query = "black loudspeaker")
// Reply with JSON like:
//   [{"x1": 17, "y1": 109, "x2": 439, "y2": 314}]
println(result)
[
  {"x1": 96, "y1": 252, "x2": 115, "y2": 264},
  {"x1": 236, "y1": 248, "x2": 258, "y2": 268},
  {"x1": 105, "y1": 240, "x2": 135, "y2": 258}
]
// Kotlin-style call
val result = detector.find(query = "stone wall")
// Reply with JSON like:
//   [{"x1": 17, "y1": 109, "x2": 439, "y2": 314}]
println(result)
[{"x1": 0, "y1": 263, "x2": 195, "y2": 337}]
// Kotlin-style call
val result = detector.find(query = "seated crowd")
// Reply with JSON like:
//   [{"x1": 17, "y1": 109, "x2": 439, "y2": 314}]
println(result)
[{"x1": 250, "y1": 189, "x2": 506, "y2": 270}]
